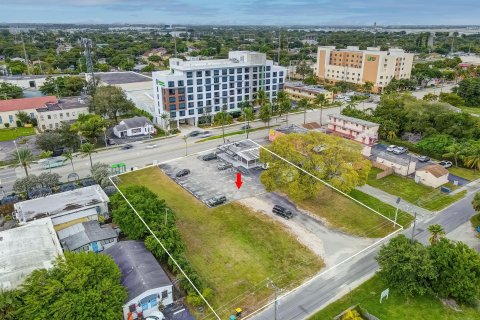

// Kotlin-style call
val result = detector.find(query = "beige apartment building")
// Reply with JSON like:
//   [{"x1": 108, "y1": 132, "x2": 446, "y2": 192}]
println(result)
[
  {"x1": 283, "y1": 82, "x2": 333, "y2": 103},
  {"x1": 316, "y1": 46, "x2": 414, "y2": 92}
]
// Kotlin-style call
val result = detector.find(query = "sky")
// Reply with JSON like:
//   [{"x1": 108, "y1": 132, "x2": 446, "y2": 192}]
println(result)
[{"x1": 0, "y1": 0, "x2": 479, "y2": 25}]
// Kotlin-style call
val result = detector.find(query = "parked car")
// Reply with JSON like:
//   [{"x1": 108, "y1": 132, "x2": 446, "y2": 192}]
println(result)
[
  {"x1": 200, "y1": 131, "x2": 212, "y2": 138},
  {"x1": 272, "y1": 205, "x2": 293, "y2": 220},
  {"x1": 107, "y1": 138, "x2": 116, "y2": 146},
  {"x1": 175, "y1": 169, "x2": 190, "y2": 177},
  {"x1": 439, "y1": 160, "x2": 453, "y2": 168},
  {"x1": 52, "y1": 147, "x2": 65, "y2": 157},
  {"x1": 121, "y1": 144, "x2": 133, "y2": 150},
  {"x1": 145, "y1": 144, "x2": 157, "y2": 149},
  {"x1": 202, "y1": 153, "x2": 217, "y2": 161},
  {"x1": 217, "y1": 162, "x2": 233, "y2": 170},
  {"x1": 241, "y1": 124, "x2": 251, "y2": 130},
  {"x1": 188, "y1": 130, "x2": 202, "y2": 137},
  {"x1": 386, "y1": 145, "x2": 397, "y2": 152},
  {"x1": 393, "y1": 146, "x2": 408, "y2": 155},
  {"x1": 206, "y1": 195, "x2": 227, "y2": 207},
  {"x1": 418, "y1": 155, "x2": 430, "y2": 163},
  {"x1": 144, "y1": 311, "x2": 165, "y2": 320}
]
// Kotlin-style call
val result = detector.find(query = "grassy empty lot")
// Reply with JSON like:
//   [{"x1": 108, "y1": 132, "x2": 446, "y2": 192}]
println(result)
[
  {"x1": 119, "y1": 167, "x2": 323, "y2": 317},
  {"x1": 0, "y1": 127, "x2": 35, "y2": 142},
  {"x1": 295, "y1": 188, "x2": 411, "y2": 238},
  {"x1": 310, "y1": 275, "x2": 480, "y2": 320},
  {"x1": 367, "y1": 168, "x2": 466, "y2": 211},
  {"x1": 449, "y1": 166, "x2": 480, "y2": 181}
]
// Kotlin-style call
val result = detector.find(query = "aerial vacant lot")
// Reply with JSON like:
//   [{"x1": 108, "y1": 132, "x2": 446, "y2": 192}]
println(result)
[
  {"x1": 0, "y1": 127, "x2": 35, "y2": 142},
  {"x1": 119, "y1": 167, "x2": 324, "y2": 317}
]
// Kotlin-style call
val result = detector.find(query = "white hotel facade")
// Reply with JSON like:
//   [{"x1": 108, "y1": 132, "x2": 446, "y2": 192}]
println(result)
[{"x1": 152, "y1": 51, "x2": 286, "y2": 126}]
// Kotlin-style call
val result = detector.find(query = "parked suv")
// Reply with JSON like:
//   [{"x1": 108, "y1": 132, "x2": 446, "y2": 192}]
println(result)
[
  {"x1": 386, "y1": 145, "x2": 397, "y2": 152},
  {"x1": 217, "y1": 162, "x2": 233, "y2": 170},
  {"x1": 272, "y1": 205, "x2": 293, "y2": 220},
  {"x1": 175, "y1": 169, "x2": 190, "y2": 177},
  {"x1": 393, "y1": 146, "x2": 408, "y2": 155},
  {"x1": 418, "y1": 155, "x2": 430, "y2": 163},
  {"x1": 206, "y1": 195, "x2": 227, "y2": 207},
  {"x1": 439, "y1": 160, "x2": 453, "y2": 168},
  {"x1": 202, "y1": 153, "x2": 217, "y2": 161}
]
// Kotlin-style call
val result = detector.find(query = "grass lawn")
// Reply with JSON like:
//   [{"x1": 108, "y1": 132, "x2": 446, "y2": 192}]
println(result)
[
  {"x1": 195, "y1": 126, "x2": 273, "y2": 143},
  {"x1": 119, "y1": 167, "x2": 323, "y2": 317},
  {"x1": 470, "y1": 214, "x2": 480, "y2": 239},
  {"x1": 293, "y1": 188, "x2": 412, "y2": 238},
  {"x1": 448, "y1": 166, "x2": 480, "y2": 181},
  {"x1": 367, "y1": 168, "x2": 466, "y2": 211},
  {"x1": 0, "y1": 127, "x2": 35, "y2": 142},
  {"x1": 458, "y1": 105, "x2": 480, "y2": 116},
  {"x1": 310, "y1": 275, "x2": 480, "y2": 320}
]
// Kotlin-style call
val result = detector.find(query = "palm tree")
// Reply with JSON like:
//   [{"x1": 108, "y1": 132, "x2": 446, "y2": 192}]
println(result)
[
  {"x1": 362, "y1": 81, "x2": 374, "y2": 93},
  {"x1": 160, "y1": 113, "x2": 170, "y2": 135},
  {"x1": 297, "y1": 98, "x2": 311, "y2": 124},
  {"x1": 259, "y1": 103, "x2": 273, "y2": 129},
  {"x1": 464, "y1": 145, "x2": 480, "y2": 172},
  {"x1": 241, "y1": 107, "x2": 255, "y2": 138},
  {"x1": 80, "y1": 143, "x2": 97, "y2": 168},
  {"x1": 63, "y1": 151, "x2": 75, "y2": 172},
  {"x1": 276, "y1": 90, "x2": 292, "y2": 125},
  {"x1": 12, "y1": 148, "x2": 34, "y2": 177},
  {"x1": 214, "y1": 109, "x2": 233, "y2": 143},
  {"x1": 443, "y1": 143, "x2": 464, "y2": 167},
  {"x1": 427, "y1": 224, "x2": 446, "y2": 245},
  {"x1": 255, "y1": 89, "x2": 269, "y2": 108},
  {"x1": 314, "y1": 94, "x2": 327, "y2": 126},
  {"x1": 472, "y1": 192, "x2": 480, "y2": 212}
]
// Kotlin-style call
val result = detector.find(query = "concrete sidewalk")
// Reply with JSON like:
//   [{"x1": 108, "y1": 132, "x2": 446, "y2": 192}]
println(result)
[
  {"x1": 356, "y1": 184, "x2": 432, "y2": 219},
  {"x1": 451, "y1": 178, "x2": 480, "y2": 195}
]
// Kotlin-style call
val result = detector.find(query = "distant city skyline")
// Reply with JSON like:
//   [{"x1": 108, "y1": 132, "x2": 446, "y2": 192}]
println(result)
[{"x1": 1, "y1": 0, "x2": 479, "y2": 25}]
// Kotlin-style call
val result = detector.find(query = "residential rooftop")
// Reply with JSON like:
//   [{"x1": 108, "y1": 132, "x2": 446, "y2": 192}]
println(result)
[
  {"x1": 104, "y1": 241, "x2": 172, "y2": 302},
  {"x1": 14, "y1": 185, "x2": 109, "y2": 223},
  {"x1": 0, "y1": 96, "x2": 57, "y2": 112},
  {"x1": 376, "y1": 151, "x2": 411, "y2": 166},
  {"x1": 0, "y1": 218, "x2": 63, "y2": 290},
  {"x1": 58, "y1": 221, "x2": 117, "y2": 251},
  {"x1": 96, "y1": 71, "x2": 152, "y2": 85},
  {"x1": 319, "y1": 46, "x2": 408, "y2": 55},
  {"x1": 328, "y1": 114, "x2": 380, "y2": 128},
  {"x1": 36, "y1": 96, "x2": 89, "y2": 112}
]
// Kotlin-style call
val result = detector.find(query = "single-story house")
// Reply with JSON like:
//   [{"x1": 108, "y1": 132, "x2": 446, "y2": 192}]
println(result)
[
  {"x1": 0, "y1": 218, "x2": 63, "y2": 290},
  {"x1": 104, "y1": 241, "x2": 174, "y2": 320},
  {"x1": 375, "y1": 151, "x2": 416, "y2": 176},
  {"x1": 415, "y1": 164, "x2": 449, "y2": 188},
  {"x1": 14, "y1": 185, "x2": 110, "y2": 231},
  {"x1": 113, "y1": 116, "x2": 155, "y2": 138},
  {"x1": 57, "y1": 220, "x2": 118, "y2": 253}
]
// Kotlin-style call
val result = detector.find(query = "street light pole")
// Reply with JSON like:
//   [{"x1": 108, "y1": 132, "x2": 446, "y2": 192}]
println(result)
[
  {"x1": 267, "y1": 278, "x2": 280, "y2": 320},
  {"x1": 410, "y1": 212, "x2": 418, "y2": 241},
  {"x1": 394, "y1": 197, "x2": 401, "y2": 228}
]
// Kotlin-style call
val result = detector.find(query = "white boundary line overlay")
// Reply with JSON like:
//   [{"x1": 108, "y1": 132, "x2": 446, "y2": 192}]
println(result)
[{"x1": 109, "y1": 138, "x2": 405, "y2": 320}]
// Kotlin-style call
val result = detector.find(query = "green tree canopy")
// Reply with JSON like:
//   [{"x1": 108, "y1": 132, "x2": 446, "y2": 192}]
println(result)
[
  {"x1": 457, "y1": 78, "x2": 480, "y2": 107},
  {"x1": 36, "y1": 132, "x2": 64, "y2": 152},
  {"x1": 71, "y1": 114, "x2": 107, "y2": 143},
  {"x1": 90, "y1": 85, "x2": 135, "y2": 123},
  {"x1": 39, "y1": 76, "x2": 86, "y2": 97},
  {"x1": 259, "y1": 132, "x2": 371, "y2": 200},
  {"x1": 0, "y1": 82, "x2": 23, "y2": 100}
]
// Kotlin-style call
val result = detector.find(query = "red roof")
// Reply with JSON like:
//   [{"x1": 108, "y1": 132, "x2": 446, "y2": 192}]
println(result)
[{"x1": 0, "y1": 96, "x2": 57, "y2": 112}]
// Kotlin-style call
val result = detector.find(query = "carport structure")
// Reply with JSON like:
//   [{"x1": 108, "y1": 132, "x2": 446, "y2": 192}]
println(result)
[{"x1": 216, "y1": 141, "x2": 261, "y2": 169}]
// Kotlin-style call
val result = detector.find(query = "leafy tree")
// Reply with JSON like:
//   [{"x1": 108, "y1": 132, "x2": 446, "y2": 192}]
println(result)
[
  {"x1": 38, "y1": 172, "x2": 60, "y2": 188},
  {"x1": 240, "y1": 106, "x2": 255, "y2": 138},
  {"x1": 71, "y1": 114, "x2": 107, "y2": 143},
  {"x1": 5, "y1": 252, "x2": 126, "y2": 320},
  {"x1": 56, "y1": 122, "x2": 81, "y2": 151},
  {"x1": 443, "y1": 143, "x2": 464, "y2": 167},
  {"x1": 296, "y1": 60, "x2": 312, "y2": 80},
  {"x1": 378, "y1": 119, "x2": 399, "y2": 140},
  {"x1": 416, "y1": 134, "x2": 455, "y2": 157},
  {"x1": 15, "y1": 111, "x2": 31, "y2": 126},
  {"x1": 259, "y1": 103, "x2": 272, "y2": 129},
  {"x1": 7, "y1": 61, "x2": 27, "y2": 75},
  {"x1": 213, "y1": 109, "x2": 233, "y2": 143},
  {"x1": 91, "y1": 162, "x2": 116, "y2": 188},
  {"x1": 427, "y1": 224, "x2": 446, "y2": 245},
  {"x1": 90, "y1": 85, "x2": 135, "y2": 123},
  {"x1": 342, "y1": 308, "x2": 362, "y2": 320},
  {"x1": 12, "y1": 175, "x2": 40, "y2": 195},
  {"x1": 464, "y1": 144, "x2": 480, "y2": 171},
  {"x1": 439, "y1": 92, "x2": 465, "y2": 107},
  {"x1": 0, "y1": 82, "x2": 23, "y2": 100},
  {"x1": 457, "y1": 78, "x2": 480, "y2": 107},
  {"x1": 80, "y1": 143, "x2": 96, "y2": 168},
  {"x1": 39, "y1": 76, "x2": 86, "y2": 97},
  {"x1": 259, "y1": 132, "x2": 371, "y2": 200},
  {"x1": 255, "y1": 89, "x2": 269, "y2": 108},
  {"x1": 303, "y1": 73, "x2": 318, "y2": 85},
  {"x1": 11, "y1": 148, "x2": 34, "y2": 177},
  {"x1": 376, "y1": 235, "x2": 436, "y2": 298},
  {"x1": 428, "y1": 238, "x2": 480, "y2": 303},
  {"x1": 276, "y1": 90, "x2": 292, "y2": 124},
  {"x1": 314, "y1": 94, "x2": 328, "y2": 126},
  {"x1": 472, "y1": 192, "x2": 480, "y2": 212},
  {"x1": 36, "y1": 132, "x2": 64, "y2": 152},
  {"x1": 422, "y1": 93, "x2": 438, "y2": 101}
]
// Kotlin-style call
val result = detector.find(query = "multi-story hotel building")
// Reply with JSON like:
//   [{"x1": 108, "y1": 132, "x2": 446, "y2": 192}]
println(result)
[
  {"x1": 316, "y1": 46, "x2": 414, "y2": 92},
  {"x1": 152, "y1": 51, "x2": 286, "y2": 126}
]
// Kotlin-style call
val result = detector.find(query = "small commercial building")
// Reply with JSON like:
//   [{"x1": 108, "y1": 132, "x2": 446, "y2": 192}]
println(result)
[
  {"x1": 0, "y1": 218, "x2": 63, "y2": 290},
  {"x1": 327, "y1": 114, "x2": 379, "y2": 146},
  {"x1": 14, "y1": 185, "x2": 110, "y2": 231},
  {"x1": 415, "y1": 164, "x2": 449, "y2": 188},
  {"x1": 0, "y1": 95, "x2": 56, "y2": 128},
  {"x1": 283, "y1": 82, "x2": 333, "y2": 103},
  {"x1": 36, "y1": 96, "x2": 89, "y2": 131},
  {"x1": 104, "y1": 241, "x2": 174, "y2": 320},
  {"x1": 113, "y1": 116, "x2": 155, "y2": 138},
  {"x1": 216, "y1": 140, "x2": 262, "y2": 169},
  {"x1": 57, "y1": 220, "x2": 118, "y2": 253},
  {"x1": 375, "y1": 151, "x2": 416, "y2": 176}
]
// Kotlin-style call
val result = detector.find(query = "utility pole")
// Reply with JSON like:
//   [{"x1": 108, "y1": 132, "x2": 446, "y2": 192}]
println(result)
[
  {"x1": 21, "y1": 33, "x2": 30, "y2": 75},
  {"x1": 82, "y1": 38, "x2": 95, "y2": 87},
  {"x1": 394, "y1": 197, "x2": 401, "y2": 228},
  {"x1": 267, "y1": 278, "x2": 280, "y2": 320},
  {"x1": 410, "y1": 212, "x2": 417, "y2": 240}
]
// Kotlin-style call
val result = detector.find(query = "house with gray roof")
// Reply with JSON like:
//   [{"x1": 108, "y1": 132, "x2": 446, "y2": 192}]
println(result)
[
  {"x1": 104, "y1": 241, "x2": 173, "y2": 320},
  {"x1": 376, "y1": 151, "x2": 416, "y2": 176},
  {"x1": 113, "y1": 116, "x2": 154, "y2": 138},
  {"x1": 57, "y1": 220, "x2": 118, "y2": 253}
]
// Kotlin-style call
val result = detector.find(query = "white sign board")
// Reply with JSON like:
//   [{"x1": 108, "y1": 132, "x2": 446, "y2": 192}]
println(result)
[{"x1": 380, "y1": 288, "x2": 389, "y2": 303}]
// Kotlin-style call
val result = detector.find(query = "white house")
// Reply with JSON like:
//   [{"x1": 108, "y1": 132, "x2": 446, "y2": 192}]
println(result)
[
  {"x1": 57, "y1": 220, "x2": 118, "y2": 253},
  {"x1": 104, "y1": 241, "x2": 174, "y2": 320},
  {"x1": 14, "y1": 185, "x2": 110, "y2": 231},
  {"x1": 415, "y1": 164, "x2": 449, "y2": 188},
  {"x1": 375, "y1": 151, "x2": 416, "y2": 176},
  {"x1": 113, "y1": 116, "x2": 155, "y2": 138}
]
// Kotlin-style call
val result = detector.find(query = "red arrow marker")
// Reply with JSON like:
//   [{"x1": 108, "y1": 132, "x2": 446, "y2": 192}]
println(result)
[{"x1": 235, "y1": 172, "x2": 243, "y2": 189}]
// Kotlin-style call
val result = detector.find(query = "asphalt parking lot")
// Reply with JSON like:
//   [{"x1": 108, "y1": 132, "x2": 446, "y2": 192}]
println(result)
[{"x1": 159, "y1": 150, "x2": 266, "y2": 207}]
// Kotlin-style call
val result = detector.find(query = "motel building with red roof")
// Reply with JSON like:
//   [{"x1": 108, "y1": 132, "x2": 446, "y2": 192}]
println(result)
[{"x1": 0, "y1": 96, "x2": 57, "y2": 128}]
